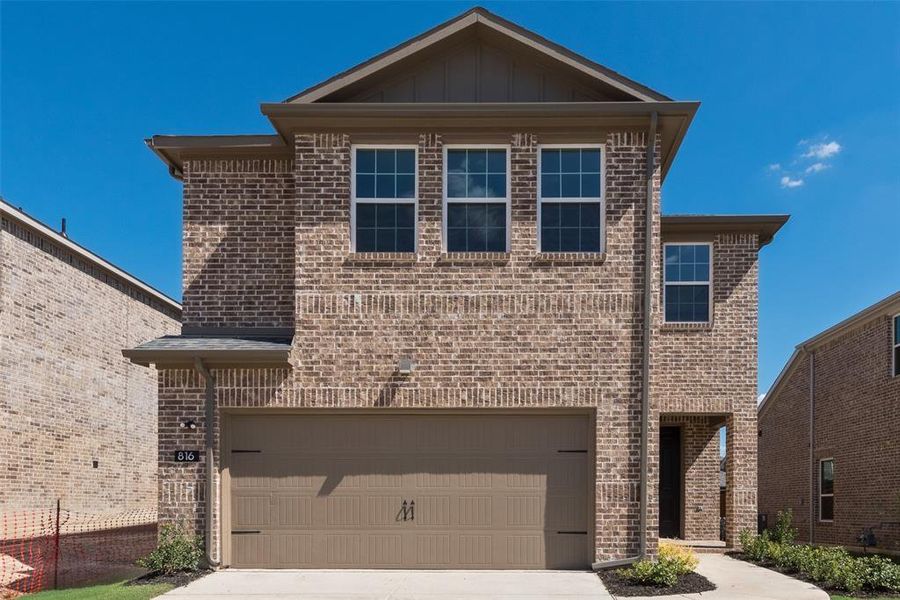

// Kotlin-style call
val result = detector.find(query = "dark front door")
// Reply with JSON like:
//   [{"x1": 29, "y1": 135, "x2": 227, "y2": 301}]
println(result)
[{"x1": 659, "y1": 426, "x2": 682, "y2": 539}]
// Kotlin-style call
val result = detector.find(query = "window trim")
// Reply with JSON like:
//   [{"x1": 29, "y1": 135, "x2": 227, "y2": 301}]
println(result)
[
  {"x1": 536, "y1": 143, "x2": 606, "y2": 253},
  {"x1": 350, "y1": 144, "x2": 419, "y2": 253},
  {"x1": 662, "y1": 241, "x2": 714, "y2": 324},
  {"x1": 819, "y1": 457, "x2": 834, "y2": 523},
  {"x1": 442, "y1": 144, "x2": 512, "y2": 253},
  {"x1": 893, "y1": 314, "x2": 899, "y2": 378}
]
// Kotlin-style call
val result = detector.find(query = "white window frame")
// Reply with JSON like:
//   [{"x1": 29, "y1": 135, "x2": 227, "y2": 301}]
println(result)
[
  {"x1": 893, "y1": 314, "x2": 899, "y2": 377},
  {"x1": 536, "y1": 143, "x2": 606, "y2": 253},
  {"x1": 350, "y1": 144, "x2": 418, "y2": 253},
  {"x1": 662, "y1": 241, "x2": 714, "y2": 324},
  {"x1": 819, "y1": 457, "x2": 834, "y2": 522},
  {"x1": 442, "y1": 144, "x2": 511, "y2": 253}
]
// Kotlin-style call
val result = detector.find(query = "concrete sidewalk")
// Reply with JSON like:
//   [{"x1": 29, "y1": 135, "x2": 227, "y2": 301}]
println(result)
[
  {"x1": 618, "y1": 553, "x2": 828, "y2": 600},
  {"x1": 159, "y1": 569, "x2": 613, "y2": 599}
]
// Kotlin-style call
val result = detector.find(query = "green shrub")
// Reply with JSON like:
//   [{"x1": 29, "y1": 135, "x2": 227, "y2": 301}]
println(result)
[
  {"x1": 737, "y1": 527, "x2": 900, "y2": 593},
  {"x1": 858, "y1": 555, "x2": 900, "y2": 592},
  {"x1": 618, "y1": 558, "x2": 681, "y2": 587},
  {"x1": 770, "y1": 509, "x2": 797, "y2": 545},
  {"x1": 137, "y1": 524, "x2": 204, "y2": 575},
  {"x1": 617, "y1": 542, "x2": 699, "y2": 587},
  {"x1": 739, "y1": 529, "x2": 771, "y2": 562}
]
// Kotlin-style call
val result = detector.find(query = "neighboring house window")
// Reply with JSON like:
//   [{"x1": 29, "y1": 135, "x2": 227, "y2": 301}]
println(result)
[
  {"x1": 819, "y1": 458, "x2": 834, "y2": 521},
  {"x1": 663, "y1": 243, "x2": 712, "y2": 323},
  {"x1": 444, "y1": 146, "x2": 509, "y2": 252},
  {"x1": 894, "y1": 314, "x2": 899, "y2": 377},
  {"x1": 538, "y1": 146, "x2": 604, "y2": 252},
  {"x1": 352, "y1": 146, "x2": 417, "y2": 252}
]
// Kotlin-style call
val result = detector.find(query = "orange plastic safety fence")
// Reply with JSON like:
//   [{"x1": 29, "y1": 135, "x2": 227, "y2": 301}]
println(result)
[{"x1": 0, "y1": 505, "x2": 156, "y2": 595}]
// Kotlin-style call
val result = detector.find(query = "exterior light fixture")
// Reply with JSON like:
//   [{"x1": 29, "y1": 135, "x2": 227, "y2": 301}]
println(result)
[
  {"x1": 180, "y1": 420, "x2": 198, "y2": 430},
  {"x1": 398, "y1": 357, "x2": 414, "y2": 375}
]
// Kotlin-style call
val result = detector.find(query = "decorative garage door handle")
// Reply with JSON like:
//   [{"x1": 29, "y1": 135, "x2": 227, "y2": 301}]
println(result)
[{"x1": 398, "y1": 500, "x2": 416, "y2": 521}]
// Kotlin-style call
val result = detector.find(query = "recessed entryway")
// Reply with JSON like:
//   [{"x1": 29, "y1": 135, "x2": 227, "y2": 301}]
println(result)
[{"x1": 659, "y1": 426, "x2": 682, "y2": 539}]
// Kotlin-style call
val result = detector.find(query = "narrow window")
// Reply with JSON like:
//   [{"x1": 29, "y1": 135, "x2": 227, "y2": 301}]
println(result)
[
  {"x1": 893, "y1": 314, "x2": 899, "y2": 377},
  {"x1": 444, "y1": 147, "x2": 509, "y2": 252},
  {"x1": 663, "y1": 243, "x2": 712, "y2": 323},
  {"x1": 538, "y1": 146, "x2": 604, "y2": 252},
  {"x1": 352, "y1": 146, "x2": 416, "y2": 252},
  {"x1": 819, "y1": 458, "x2": 834, "y2": 521}
]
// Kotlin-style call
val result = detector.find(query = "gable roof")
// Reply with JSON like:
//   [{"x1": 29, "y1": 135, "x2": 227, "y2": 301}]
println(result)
[
  {"x1": 286, "y1": 7, "x2": 671, "y2": 104},
  {"x1": 759, "y1": 290, "x2": 900, "y2": 416}
]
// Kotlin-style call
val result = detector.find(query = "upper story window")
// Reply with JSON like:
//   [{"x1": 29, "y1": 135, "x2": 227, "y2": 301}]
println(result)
[
  {"x1": 893, "y1": 315, "x2": 899, "y2": 377},
  {"x1": 538, "y1": 146, "x2": 604, "y2": 253},
  {"x1": 443, "y1": 146, "x2": 509, "y2": 252},
  {"x1": 664, "y1": 243, "x2": 712, "y2": 323},
  {"x1": 352, "y1": 146, "x2": 417, "y2": 253},
  {"x1": 819, "y1": 458, "x2": 834, "y2": 522}
]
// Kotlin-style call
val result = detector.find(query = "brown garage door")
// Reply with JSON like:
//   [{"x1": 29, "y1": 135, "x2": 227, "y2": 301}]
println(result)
[{"x1": 225, "y1": 413, "x2": 591, "y2": 569}]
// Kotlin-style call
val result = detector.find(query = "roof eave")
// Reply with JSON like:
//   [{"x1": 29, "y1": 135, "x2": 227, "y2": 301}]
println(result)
[
  {"x1": 0, "y1": 198, "x2": 182, "y2": 315},
  {"x1": 145, "y1": 135, "x2": 290, "y2": 180},
  {"x1": 661, "y1": 214, "x2": 790, "y2": 246},
  {"x1": 122, "y1": 348, "x2": 292, "y2": 368}
]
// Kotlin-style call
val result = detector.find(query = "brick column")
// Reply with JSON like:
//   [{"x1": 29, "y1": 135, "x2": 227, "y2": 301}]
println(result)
[{"x1": 725, "y1": 410, "x2": 758, "y2": 546}]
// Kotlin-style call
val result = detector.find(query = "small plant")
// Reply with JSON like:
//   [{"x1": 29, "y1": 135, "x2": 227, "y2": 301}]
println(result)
[
  {"x1": 770, "y1": 509, "x2": 797, "y2": 545},
  {"x1": 618, "y1": 557, "x2": 681, "y2": 587},
  {"x1": 617, "y1": 542, "x2": 699, "y2": 587},
  {"x1": 658, "y1": 541, "x2": 699, "y2": 575},
  {"x1": 137, "y1": 523, "x2": 204, "y2": 575}
]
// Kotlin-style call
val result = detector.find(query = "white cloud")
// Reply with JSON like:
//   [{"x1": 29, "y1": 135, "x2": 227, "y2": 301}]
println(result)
[
  {"x1": 780, "y1": 176, "x2": 804, "y2": 188},
  {"x1": 803, "y1": 140, "x2": 841, "y2": 159},
  {"x1": 757, "y1": 393, "x2": 766, "y2": 405},
  {"x1": 768, "y1": 163, "x2": 782, "y2": 171},
  {"x1": 805, "y1": 162, "x2": 829, "y2": 174}
]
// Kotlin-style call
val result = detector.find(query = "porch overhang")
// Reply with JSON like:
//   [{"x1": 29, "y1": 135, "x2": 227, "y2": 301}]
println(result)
[{"x1": 123, "y1": 334, "x2": 292, "y2": 368}]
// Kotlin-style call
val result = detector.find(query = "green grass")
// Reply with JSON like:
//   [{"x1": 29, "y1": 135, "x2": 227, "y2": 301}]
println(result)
[
  {"x1": 830, "y1": 596, "x2": 898, "y2": 600},
  {"x1": 25, "y1": 580, "x2": 174, "y2": 600}
]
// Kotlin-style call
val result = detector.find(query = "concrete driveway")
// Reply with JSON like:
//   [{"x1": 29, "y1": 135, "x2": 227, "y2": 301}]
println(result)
[{"x1": 159, "y1": 569, "x2": 613, "y2": 599}]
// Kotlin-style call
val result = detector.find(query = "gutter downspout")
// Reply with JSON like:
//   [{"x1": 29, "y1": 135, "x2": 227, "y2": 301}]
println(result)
[
  {"x1": 194, "y1": 358, "x2": 220, "y2": 568},
  {"x1": 808, "y1": 349, "x2": 815, "y2": 545},
  {"x1": 594, "y1": 110, "x2": 658, "y2": 570}
]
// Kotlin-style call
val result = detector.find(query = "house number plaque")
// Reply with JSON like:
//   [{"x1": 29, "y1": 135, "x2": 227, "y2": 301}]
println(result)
[{"x1": 174, "y1": 450, "x2": 201, "y2": 462}]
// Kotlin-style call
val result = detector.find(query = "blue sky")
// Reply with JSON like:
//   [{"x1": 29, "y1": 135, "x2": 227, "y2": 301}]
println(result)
[{"x1": 1, "y1": 2, "x2": 898, "y2": 398}]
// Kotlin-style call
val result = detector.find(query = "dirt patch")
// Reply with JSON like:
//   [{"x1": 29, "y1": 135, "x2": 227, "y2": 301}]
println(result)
[
  {"x1": 597, "y1": 570, "x2": 716, "y2": 597},
  {"x1": 126, "y1": 569, "x2": 210, "y2": 588}
]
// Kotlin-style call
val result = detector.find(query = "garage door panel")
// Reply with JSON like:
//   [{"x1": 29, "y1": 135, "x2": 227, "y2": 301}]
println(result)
[
  {"x1": 232, "y1": 494, "x2": 272, "y2": 529},
  {"x1": 227, "y1": 414, "x2": 591, "y2": 569}
]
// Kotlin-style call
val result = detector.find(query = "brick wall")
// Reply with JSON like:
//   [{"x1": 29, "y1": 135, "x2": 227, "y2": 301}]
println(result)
[
  {"x1": 161, "y1": 128, "x2": 763, "y2": 562},
  {"x1": 653, "y1": 233, "x2": 760, "y2": 544},
  {"x1": 182, "y1": 159, "x2": 295, "y2": 330},
  {"x1": 0, "y1": 217, "x2": 180, "y2": 514},
  {"x1": 759, "y1": 312, "x2": 900, "y2": 551}
]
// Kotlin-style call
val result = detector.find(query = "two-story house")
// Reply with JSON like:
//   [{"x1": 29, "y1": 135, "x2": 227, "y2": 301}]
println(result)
[
  {"x1": 758, "y1": 292, "x2": 900, "y2": 553},
  {"x1": 125, "y1": 8, "x2": 787, "y2": 570}
]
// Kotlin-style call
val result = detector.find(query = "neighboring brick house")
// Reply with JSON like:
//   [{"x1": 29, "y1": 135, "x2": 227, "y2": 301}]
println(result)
[
  {"x1": 0, "y1": 198, "x2": 181, "y2": 515},
  {"x1": 758, "y1": 292, "x2": 900, "y2": 552},
  {"x1": 127, "y1": 8, "x2": 786, "y2": 569}
]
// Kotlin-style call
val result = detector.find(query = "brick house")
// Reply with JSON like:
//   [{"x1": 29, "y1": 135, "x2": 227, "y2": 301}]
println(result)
[
  {"x1": 0, "y1": 198, "x2": 181, "y2": 515},
  {"x1": 126, "y1": 8, "x2": 787, "y2": 569},
  {"x1": 758, "y1": 292, "x2": 900, "y2": 552}
]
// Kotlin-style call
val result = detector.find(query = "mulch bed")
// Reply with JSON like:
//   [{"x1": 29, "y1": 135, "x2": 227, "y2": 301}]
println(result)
[
  {"x1": 728, "y1": 552, "x2": 900, "y2": 599},
  {"x1": 126, "y1": 569, "x2": 211, "y2": 588},
  {"x1": 597, "y1": 570, "x2": 716, "y2": 597}
]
